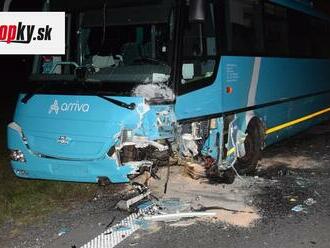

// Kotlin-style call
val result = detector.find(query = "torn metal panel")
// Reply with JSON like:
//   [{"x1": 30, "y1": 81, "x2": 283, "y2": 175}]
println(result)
[
  {"x1": 201, "y1": 118, "x2": 224, "y2": 163},
  {"x1": 178, "y1": 120, "x2": 210, "y2": 158},
  {"x1": 222, "y1": 116, "x2": 247, "y2": 168},
  {"x1": 180, "y1": 134, "x2": 199, "y2": 157},
  {"x1": 135, "y1": 102, "x2": 151, "y2": 130}
]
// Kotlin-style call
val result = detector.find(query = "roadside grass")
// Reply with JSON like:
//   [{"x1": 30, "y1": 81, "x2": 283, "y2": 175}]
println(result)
[{"x1": 0, "y1": 95, "x2": 99, "y2": 226}]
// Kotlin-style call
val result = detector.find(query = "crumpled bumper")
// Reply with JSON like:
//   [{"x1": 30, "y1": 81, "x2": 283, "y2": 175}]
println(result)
[{"x1": 7, "y1": 125, "x2": 137, "y2": 183}]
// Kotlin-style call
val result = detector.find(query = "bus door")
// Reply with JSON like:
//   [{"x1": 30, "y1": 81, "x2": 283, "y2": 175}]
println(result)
[{"x1": 175, "y1": 0, "x2": 221, "y2": 121}]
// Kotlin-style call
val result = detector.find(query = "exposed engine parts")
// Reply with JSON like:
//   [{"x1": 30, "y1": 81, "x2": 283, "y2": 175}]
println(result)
[
  {"x1": 119, "y1": 145, "x2": 170, "y2": 168},
  {"x1": 179, "y1": 120, "x2": 210, "y2": 158}
]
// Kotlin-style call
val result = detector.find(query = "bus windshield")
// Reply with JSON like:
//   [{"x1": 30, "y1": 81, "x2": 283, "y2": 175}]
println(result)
[{"x1": 29, "y1": 0, "x2": 175, "y2": 98}]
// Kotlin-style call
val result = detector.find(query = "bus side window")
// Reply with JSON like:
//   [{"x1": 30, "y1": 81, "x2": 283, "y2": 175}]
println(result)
[
  {"x1": 181, "y1": 0, "x2": 217, "y2": 84},
  {"x1": 287, "y1": 8, "x2": 311, "y2": 57},
  {"x1": 225, "y1": 0, "x2": 262, "y2": 55},
  {"x1": 310, "y1": 19, "x2": 330, "y2": 58},
  {"x1": 264, "y1": 3, "x2": 289, "y2": 56}
]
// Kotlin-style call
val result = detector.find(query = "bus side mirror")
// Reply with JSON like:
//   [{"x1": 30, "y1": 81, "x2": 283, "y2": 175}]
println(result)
[{"x1": 189, "y1": 0, "x2": 206, "y2": 23}]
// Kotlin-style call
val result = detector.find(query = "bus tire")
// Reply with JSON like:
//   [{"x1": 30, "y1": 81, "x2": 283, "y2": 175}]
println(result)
[
  {"x1": 222, "y1": 168, "x2": 236, "y2": 184},
  {"x1": 236, "y1": 119, "x2": 263, "y2": 175}
]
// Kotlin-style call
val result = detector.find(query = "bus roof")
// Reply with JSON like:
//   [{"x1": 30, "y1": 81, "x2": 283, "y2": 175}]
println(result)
[{"x1": 270, "y1": 0, "x2": 330, "y2": 21}]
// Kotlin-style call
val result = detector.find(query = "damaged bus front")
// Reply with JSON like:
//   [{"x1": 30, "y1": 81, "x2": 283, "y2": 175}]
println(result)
[{"x1": 8, "y1": 0, "x2": 180, "y2": 183}]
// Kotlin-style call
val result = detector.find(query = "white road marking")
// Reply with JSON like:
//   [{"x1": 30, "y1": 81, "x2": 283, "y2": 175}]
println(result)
[{"x1": 80, "y1": 208, "x2": 149, "y2": 248}]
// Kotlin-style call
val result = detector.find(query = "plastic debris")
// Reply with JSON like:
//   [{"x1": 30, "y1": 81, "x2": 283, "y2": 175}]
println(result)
[
  {"x1": 58, "y1": 227, "x2": 70, "y2": 236},
  {"x1": 291, "y1": 205, "x2": 307, "y2": 213},
  {"x1": 304, "y1": 198, "x2": 317, "y2": 206}
]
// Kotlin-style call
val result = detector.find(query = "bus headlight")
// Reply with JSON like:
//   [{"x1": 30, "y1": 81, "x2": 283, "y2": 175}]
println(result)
[{"x1": 9, "y1": 149, "x2": 26, "y2": 163}]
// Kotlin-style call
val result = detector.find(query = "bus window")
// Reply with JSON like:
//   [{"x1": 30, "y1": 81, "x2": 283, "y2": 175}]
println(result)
[
  {"x1": 264, "y1": 3, "x2": 289, "y2": 56},
  {"x1": 225, "y1": 0, "x2": 261, "y2": 55},
  {"x1": 287, "y1": 8, "x2": 311, "y2": 57},
  {"x1": 310, "y1": 18, "x2": 330, "y2": 58},
  {"x1": 181, "y1": 0, "x2": 217, "y2": 84}
]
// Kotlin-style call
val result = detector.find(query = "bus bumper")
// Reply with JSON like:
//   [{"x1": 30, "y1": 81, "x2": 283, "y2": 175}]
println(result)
[{"x1": 7, "y1": 127, "x2": 138, "y2": 184}]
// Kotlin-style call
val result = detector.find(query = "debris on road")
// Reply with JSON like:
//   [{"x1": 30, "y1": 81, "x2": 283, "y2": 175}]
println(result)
[
  {"x1": 289, "y1": 197, "x2": 298, "y2": 203},
  {"x1": 58, "y1": 227, "x2": 70, "y2": 237},
  {"x1": 184, "y1": 162, "x2": 208, "y2": 179},
  {"x1": 291, "y1": 205, "x2": 307, "y2": 213},
  {"x1": 296, "y1": 177, "x2": 310, "y2": 188},
  {"x1": 142, "y1": 212, "x2": 216, "y2": 222},
  {"x1": 143, "y1": 166, "x2": 261, "y2": 227},
  {"x1": 116, "y1": 190, "x2": 151, "y2": 211},
  {"x1": 304, "y1": 198, "x2": 317, "y2": 206}
]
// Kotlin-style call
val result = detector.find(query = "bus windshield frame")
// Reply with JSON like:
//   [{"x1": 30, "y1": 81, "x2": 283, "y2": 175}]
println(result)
[{"x1": 26, "y1": 0, "x2": 178, "y2": 100}]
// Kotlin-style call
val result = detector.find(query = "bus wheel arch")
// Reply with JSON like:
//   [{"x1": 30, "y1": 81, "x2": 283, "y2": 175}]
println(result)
[{"x1": 236, "y1": 116, "x2": 265, "y2": 174}]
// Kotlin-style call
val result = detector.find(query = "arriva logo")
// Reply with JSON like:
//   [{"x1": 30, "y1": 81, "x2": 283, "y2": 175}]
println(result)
[{"x1": 49, "y1": 100, "x2": 90, "y2": 114}]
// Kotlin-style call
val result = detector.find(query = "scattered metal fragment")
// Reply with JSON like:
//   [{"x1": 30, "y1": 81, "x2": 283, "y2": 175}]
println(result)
[
  {"x1": 116, "y1": 190, "x2": 151, "y2": 211},
  {"x1": 142, "y1": 212, "x2": 216, "y2": 222},
  {"x1": 304, "y1": 198, "x2": 317, "y2": 206},
  {"x1": 194, "y1": 205, "x2": 255, "y2": 214}
]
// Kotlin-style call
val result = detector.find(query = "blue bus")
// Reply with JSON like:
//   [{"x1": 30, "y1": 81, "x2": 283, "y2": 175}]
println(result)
[{"x1": 7, "y1": 0, "x2": 330, "y2": 184}]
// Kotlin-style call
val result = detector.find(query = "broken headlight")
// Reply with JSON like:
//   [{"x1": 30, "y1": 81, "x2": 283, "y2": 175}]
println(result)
[{"x1": 10, "y1": 149, "x2": 26, "y2": 163}]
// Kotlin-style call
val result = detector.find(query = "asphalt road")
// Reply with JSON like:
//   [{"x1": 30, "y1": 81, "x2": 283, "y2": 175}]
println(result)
[{"x1": 116, "y1": 122, "x2": 330, "y2": 248}]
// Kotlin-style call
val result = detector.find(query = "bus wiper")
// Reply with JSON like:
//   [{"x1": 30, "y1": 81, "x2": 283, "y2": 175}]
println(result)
[
  {"x1": 21, "y1": 92, "x2": 35, "y2": 104},
  {"x1": 98, "y1": 95, "x2": 136, "y2": 110},
  {"x1": 21, "y1": 83, "x2": 46, "y2": 104}
]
